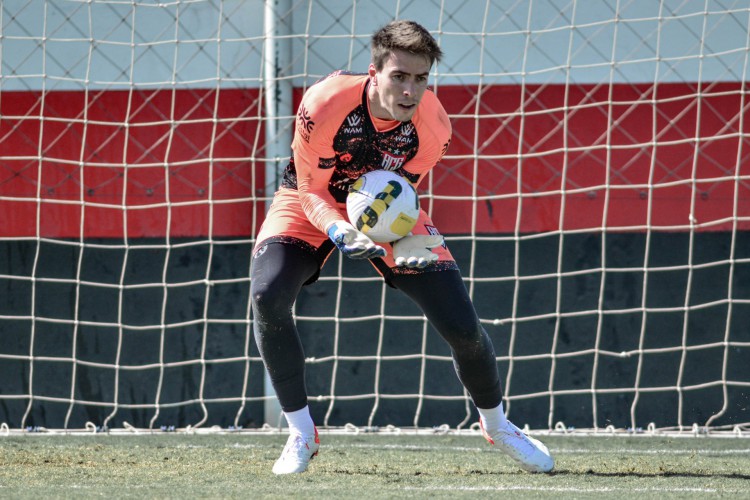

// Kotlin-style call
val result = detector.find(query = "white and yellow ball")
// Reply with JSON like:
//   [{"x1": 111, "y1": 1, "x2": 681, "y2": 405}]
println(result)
[{"x1": 346, "y1": 170, "x2": 420, "y2": 243}]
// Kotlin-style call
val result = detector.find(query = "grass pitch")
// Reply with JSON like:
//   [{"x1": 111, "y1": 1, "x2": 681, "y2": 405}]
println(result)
[{"x1": 1, "y1": 432, "x2": 749, "y2": 498}]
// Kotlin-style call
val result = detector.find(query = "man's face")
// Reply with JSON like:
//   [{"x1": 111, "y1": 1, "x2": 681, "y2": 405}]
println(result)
[{"x1": 369, "y1": 49, "x2": 432, "y2": 122}]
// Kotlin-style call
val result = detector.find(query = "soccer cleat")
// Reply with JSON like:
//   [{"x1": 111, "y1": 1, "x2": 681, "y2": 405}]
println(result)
[
  {"x1": 272, "y1": 427, "x2": 320, "y2": 475},
  {"x1": 480, "y1": 419, "x2": 554, "y2": 473}
]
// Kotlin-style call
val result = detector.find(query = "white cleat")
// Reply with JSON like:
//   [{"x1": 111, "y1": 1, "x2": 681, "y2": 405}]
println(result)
[
  {"x1": 272, "y1": 428, "x2": 320, "y2": 475},
  {"x1": 481, "y1": 420, "x2": 554, "y2": 473}
]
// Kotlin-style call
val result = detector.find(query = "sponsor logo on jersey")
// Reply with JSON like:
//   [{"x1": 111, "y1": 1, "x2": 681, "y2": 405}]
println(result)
[
  {"x1": 343, "y1": 113, "x2": 363, "y2": 134},
  {"x1": 425, "y1": 224, "x2": 447, "y2": 248},
  {"x1": 297, "y1": 105, "x2": 315, "y2": 142},
  {"x1": 392, "y1": 122, "x2": 415, "y2": 145},
  {"x1": 440, "y1": 139, "x2": 451, "y2": 159}
]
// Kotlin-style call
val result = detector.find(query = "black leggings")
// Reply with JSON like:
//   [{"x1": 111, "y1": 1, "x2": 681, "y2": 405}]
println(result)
[{"x1": 250, "y1": 241, "x2": 503, "y2": 413}]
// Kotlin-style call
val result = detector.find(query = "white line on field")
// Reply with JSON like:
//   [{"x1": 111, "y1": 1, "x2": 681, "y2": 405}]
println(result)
[
  {"x1": 545, "y1": 447, "x2": 750, "y2": 455},
  {"x1": 327, "y1": 443, "x2": 750, "y2": 455},
  {"x1": 399, "y1": 485, "x2": 735, "y2": 494},
  {"x1": 219, "y1": 442, "x2": 750, "y2": 455}
]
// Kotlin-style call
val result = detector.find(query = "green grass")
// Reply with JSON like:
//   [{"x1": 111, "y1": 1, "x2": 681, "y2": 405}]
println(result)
[{"x1": 1, "y1": 433, "x2": 749, "y2": 498}]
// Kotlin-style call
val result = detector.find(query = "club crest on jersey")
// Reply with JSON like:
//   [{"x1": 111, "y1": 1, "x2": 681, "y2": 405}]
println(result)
[{"x1": 381, "y1": 152, "x2": 406, "y2": 170}]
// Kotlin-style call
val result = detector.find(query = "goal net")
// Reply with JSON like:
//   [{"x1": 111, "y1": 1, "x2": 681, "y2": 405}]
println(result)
[{"x1": 1, "y1": 0, "x2": 749, "y2": 434}]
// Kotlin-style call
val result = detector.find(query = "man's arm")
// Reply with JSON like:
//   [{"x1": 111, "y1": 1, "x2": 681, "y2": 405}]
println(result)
[
  {"x1": 294, "y1": 144, "x2": 344, "y2": 233},
  {"x1": 292, "y1": 79, "x2": 386, "y2": 259},
  {"x1": 401, "y1": 90, "x2": 452, "y2": 188},
  {"x1": 391, "y1": 91, "x2": 452, "y2": 268},
  {"x1": 296, "y1": 146, "x2": 386, "y2": 260}
]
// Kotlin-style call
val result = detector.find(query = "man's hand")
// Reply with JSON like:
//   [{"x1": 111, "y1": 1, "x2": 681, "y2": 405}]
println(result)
[
  {"x1": 393, "y1": 234, "x2": 444, "y2": 268},
  {"x1": 327, "y1": 221, "x2": 387, "y2": 259}
]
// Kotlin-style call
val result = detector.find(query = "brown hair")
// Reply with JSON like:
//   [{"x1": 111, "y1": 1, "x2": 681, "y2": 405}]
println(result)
[{"x1": 371, "y1": 20, "x2": 443, "y2": 70}]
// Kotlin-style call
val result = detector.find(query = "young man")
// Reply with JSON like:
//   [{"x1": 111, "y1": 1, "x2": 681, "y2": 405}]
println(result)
[{"x1": 251, "y1": 20, "x2": 554, "y2": 475}]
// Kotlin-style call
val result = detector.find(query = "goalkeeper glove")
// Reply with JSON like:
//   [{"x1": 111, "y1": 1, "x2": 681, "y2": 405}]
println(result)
[
  {"x1": 327, "y1": 221, "x2": 387, "y2": 260},
  {"x1": 393, "y1": 234, "x2": 444, "y2": 268}
]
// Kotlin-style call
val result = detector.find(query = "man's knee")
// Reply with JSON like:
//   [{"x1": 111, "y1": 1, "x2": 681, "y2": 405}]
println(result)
[
  {"x1": 250, "y1": 241, "x2": 316, "y2": 315},
  {"x1": 251, "y1": 280, "x2": 293, "y2": 319},
  {"x1": 444, "y1": 323, "x2": 487, "y2": 354}
]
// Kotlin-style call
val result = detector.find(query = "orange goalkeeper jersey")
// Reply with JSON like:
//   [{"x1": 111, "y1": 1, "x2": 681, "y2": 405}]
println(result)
[{"x1": 281, "y1": 71, "x2": 452, "y2": 233}]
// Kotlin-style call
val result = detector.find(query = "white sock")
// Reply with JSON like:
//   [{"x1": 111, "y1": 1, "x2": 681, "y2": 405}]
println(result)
[
  {"x1": 477, "y1": 401, "x2": 508, "y2": 433},
  {"x1": 283, "y1": 406, "x2": 315, "y2": 438}
]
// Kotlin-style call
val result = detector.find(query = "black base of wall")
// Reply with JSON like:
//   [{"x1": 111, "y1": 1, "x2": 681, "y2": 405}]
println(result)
[{"x1": 2, "y1": 231, "x2": 749, "y2": 430}]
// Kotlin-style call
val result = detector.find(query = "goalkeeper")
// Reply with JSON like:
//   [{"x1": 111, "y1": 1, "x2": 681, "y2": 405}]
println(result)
[{"x1": 251, "y1": 19, "x2": 554, "y2": 475}]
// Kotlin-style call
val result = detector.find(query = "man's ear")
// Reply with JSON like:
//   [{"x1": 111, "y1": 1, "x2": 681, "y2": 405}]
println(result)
[{"x1": 368, "y1": 64, "x2": 377, "y2": 84}]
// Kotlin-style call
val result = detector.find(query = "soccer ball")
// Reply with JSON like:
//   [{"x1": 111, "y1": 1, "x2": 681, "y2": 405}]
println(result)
[{"x1": 346, "y1": 170, "x2": 420, "y2": 243}]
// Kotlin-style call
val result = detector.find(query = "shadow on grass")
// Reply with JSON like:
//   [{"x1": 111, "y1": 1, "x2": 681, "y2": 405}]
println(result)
[{"x1": 553, "y1": 470, "x2": 750, "y2": 480}]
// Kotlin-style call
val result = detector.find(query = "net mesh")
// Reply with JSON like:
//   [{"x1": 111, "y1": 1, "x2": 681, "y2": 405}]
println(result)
[{"x1": 1, "y1": 0, "x2": 749, "y2": 434}]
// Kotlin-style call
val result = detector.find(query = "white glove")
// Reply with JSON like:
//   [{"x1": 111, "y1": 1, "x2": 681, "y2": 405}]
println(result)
[
  {"x1": 327, "y1": 221, "x2": 387, "y2": 259},
  {"x1": 393, "y1": 234, "x2": 444, "y2": 268}
]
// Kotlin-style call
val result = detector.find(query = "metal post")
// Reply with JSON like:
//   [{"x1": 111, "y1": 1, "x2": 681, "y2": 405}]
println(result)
[{"x1": 262, "y1": 0, "x2": 293, "y2": 428}]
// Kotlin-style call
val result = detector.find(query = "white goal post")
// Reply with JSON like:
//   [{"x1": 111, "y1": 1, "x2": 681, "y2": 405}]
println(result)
[{"x1": 1, "y1": 0, "x2": 749, "y2": 435}]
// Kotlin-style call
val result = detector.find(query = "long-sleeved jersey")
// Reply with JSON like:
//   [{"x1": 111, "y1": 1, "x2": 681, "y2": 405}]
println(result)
[{"x1": 282, "y1": 71, "x2": 452, "y2": 234}]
